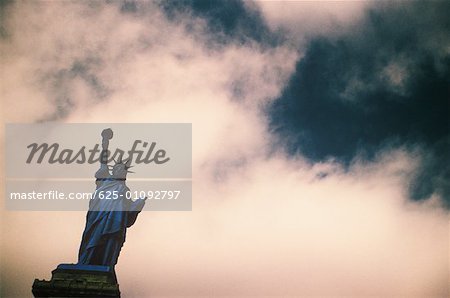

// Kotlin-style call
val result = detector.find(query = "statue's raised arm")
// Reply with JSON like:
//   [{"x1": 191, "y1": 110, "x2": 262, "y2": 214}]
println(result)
[{"x1": 95, "y1": 128, "x2": 113, "y2": 181}]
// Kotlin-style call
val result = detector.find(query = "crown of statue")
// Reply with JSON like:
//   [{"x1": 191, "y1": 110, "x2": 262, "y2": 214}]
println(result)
[{"x1": 108, "y1": 156, "x2": 134, "y2": 173}]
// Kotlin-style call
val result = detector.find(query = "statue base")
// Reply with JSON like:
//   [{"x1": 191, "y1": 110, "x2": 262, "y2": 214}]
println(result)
[{"x1": 32, "y1": 264, "x2": 120, "y2": 297}]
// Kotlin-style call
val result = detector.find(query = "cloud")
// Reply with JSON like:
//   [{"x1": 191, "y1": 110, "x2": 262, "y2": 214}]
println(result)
[
  {"x1": 1, "y1": 1, "x2": 448, "y2": 297},
  {"x1": 255, "y1": 0, "x2": 372, "y2": 45},
  {"x1": 269, "y1": 1, "x2": 450, "y2": 205},
  {"x1": 160, "y1": 0, "x2": 281, "y2": 47}
]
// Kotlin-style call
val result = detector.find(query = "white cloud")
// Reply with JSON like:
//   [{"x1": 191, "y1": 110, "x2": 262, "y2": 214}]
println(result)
[{"x1": 254, "y1": 0, "x2": 373, "y2": 45}]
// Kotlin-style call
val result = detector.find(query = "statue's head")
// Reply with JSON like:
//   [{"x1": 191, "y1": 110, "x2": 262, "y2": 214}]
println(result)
[{"x1": 111, "y1": 157, "x2": 133, "y2": 180}]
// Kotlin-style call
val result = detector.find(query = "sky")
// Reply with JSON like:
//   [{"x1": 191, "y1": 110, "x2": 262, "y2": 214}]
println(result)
[{"x1": 0, "y1": 1, "x2": 449, "y2": 297}]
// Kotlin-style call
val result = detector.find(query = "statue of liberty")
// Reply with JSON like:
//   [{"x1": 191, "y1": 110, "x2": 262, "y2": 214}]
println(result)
[
  {"x1": 33, "y1": 128, "x2": 148, "y2": 297},
  {"x1": 77, "y1": 128, "x2": 146, "y2": 266}
]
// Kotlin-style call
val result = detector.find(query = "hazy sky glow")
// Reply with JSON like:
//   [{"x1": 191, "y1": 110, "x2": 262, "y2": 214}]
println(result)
[{"x1": 1, "y1": 1, "x2": 449, "y2": 297}]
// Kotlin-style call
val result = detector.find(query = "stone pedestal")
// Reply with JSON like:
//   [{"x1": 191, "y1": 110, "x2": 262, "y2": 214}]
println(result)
[{"x1": 32, "y1": 264, "x2": 120, "y2": 297}]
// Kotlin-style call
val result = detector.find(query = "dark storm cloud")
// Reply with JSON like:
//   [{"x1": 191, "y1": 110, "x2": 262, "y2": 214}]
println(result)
[
  {"x1": 269, "y1": 2, "x2": 450, "y2": 205},
  {"x1": 158, "y1": 0, "x2": 281, "y2": 46}
]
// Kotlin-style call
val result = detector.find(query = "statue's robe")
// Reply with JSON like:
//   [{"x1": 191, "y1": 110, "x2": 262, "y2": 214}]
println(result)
[{"x1": 78, "y1": 178, "x2": 145, "y2": 266}]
